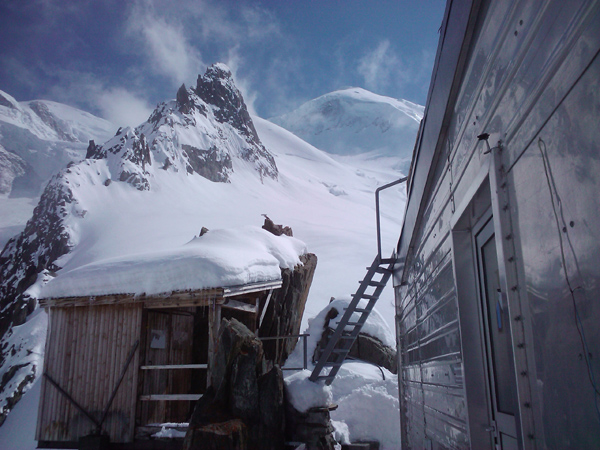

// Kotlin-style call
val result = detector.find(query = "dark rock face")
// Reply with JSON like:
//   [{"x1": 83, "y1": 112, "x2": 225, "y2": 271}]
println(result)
[
  {"x1": 196, "y1": 64, "x2": 278, "y2": 181},
  {"x1": 0, "y1": 175, "x2": 74, "y2": 338},
  {"x1": 259, "y1": 253, "x2": 317, "y2": 365},
  {"x1": 262, "y1": 216, "x2": 293, "y2": 237},
  {"x1": 286, "y1": 404, "x2": 337, "y2": 450},
  {"x1": 182, "y1": 144, "x2": 232, "y2": 182},
  {"x1": 185, "y1": 319, "x2": 285, "y2": 450},
  {"x1": 314, "y1": 306, "x2": 397, "y2": 374},
  {"x1": 195, "y1": 65, "x2": 258, "y2": 144}
]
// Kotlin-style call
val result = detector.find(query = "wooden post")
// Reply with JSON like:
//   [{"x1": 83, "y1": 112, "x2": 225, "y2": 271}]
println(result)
[{"x1": 207, "y1": 297, "x2": 221, "y2": 388}]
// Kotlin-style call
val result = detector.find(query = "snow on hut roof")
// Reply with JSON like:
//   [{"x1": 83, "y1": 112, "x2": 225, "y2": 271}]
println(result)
[{"x1": 39, "y1": 226, "x2": 308, "y2": 300}]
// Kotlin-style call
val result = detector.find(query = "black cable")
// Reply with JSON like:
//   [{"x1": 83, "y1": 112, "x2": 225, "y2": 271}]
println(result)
[{"x1": 538, "y1": 138, "x2": 600, "y2": 422}]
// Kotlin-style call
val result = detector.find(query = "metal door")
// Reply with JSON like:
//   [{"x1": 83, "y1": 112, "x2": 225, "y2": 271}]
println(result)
[{"x1": 475, "y1": 217, "x2": 520, "y2": 450}]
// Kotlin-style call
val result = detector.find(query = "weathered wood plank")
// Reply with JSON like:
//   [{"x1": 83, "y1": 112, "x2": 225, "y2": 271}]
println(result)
[
  {"x1": 139, "y1": 394, "x2": 202, "y2": 401},
  {"x1": 140, "y1": 364, "x2": 208, "y2": 370}
]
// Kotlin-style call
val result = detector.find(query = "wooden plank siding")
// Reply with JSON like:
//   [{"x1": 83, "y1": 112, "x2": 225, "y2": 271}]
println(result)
[{"x1": 36, "y1": 304, "x2": 142, "y2": 443}]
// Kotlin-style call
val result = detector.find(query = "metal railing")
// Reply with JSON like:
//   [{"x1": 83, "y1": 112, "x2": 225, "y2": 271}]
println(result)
[
  {"x1": 375, "y1": 176, "x2": 408, "y2": 261},
  {"x1": 259, "y1": 334, "x2": 309, "y2": 370}
]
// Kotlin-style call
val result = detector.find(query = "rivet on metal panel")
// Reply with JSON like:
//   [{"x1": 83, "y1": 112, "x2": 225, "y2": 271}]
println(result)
[
  {"x1": 508, "y1": 256, "x2": 515, "y2": 262},
  {"x1": 511, "y1": 285, "x2": 518, "y2": 292},
  {"x1": 528, "y1": 434, "x2": 535, "y2": 440},
  {"x1": 505, "y1": 233, "x2": 512, "y2": 240},
  {"x1": 515, "y1": 315, "x2": 523, "y2": 321},
  {"x1": 524, "y1": 402, "x2": 531, "y2": 408},
  {"x1": 500, "y1": 182, "x2": 507, "y2": 189},
  {"x1": 502, "y1": 204, "x2": 509, "y2": 211},
  {"x1": 517, "y1": 343, "x2": 525, "y2": 349},
  {"x1": 520, "y1": 371, "x2": 528, "y2": 377}
]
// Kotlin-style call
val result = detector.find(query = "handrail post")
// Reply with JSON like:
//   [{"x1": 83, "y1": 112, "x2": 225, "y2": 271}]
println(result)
[{"x1": 376, "y1": 177, "x2": 408, "y2": 260}]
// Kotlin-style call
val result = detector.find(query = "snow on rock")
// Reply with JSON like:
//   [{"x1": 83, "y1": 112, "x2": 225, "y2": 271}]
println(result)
[
  {"x1": 39, "y1": 226, "x2": 307, "y2": 299},
  {"x1": 0, "y1": 309, "x2": 47, "y2": 426},
  {"x1": 284, "y1": 370, "x2": 333, "y2": 413},
  {"x1": 284, "y1": 300, "x2": 400, "y2": 448}
]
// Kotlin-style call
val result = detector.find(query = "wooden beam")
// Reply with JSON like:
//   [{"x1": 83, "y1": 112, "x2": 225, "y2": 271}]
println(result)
[
  {"x1": 38, "y1": 280, "x2": 283, "y2": 308},
  {"x1": 139, "y1": 394, "x2": 202, "y2": 401},
  {"x1": 140, "y1": 364, "x2": 207, "y2": 370}
]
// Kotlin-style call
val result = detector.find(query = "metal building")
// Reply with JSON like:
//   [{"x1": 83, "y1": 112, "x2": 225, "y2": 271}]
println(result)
[{"x1": 394, "y1": 0, "x2": 600, "y2": 449}]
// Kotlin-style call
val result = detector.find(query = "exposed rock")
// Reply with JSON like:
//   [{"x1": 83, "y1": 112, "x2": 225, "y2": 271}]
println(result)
[
  {"x1": 286, "y1": 404, "x2": 337, "y2": 450},
  {"x1": 182, "y1": 144, "x2": 232, "y2": 182},
  {"x1": 200, "y1": 227, "x2": 209, "y2": 236},
  {"x1": 314, "y1": 306, "x2": 397, "y2": 373},
  {"x1": 176, "y1": 83, "x2": 191, "y2": 112},
  {"x1": 262, "y1": 216, "x2": 293, "y2": 237},
  {"x1": 195, "y1": 64, "x2": 278, "y2": 181},
  {"x1": 259, "y1": 253, "x2": 317, "y2": 365},
  {"x1": 185, "y1": 319, "x2": 285, "y2": 450},
  {"x1": 85, "y1": 140, "x2": 99, "y2": 159}
]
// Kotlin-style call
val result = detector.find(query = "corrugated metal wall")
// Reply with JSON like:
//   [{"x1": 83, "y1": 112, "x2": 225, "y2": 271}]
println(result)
[
  {"x1": 396, "y1": 0, "x2": 600, "y2": 448},
  {"x1": 36, "y1": 304, "x2": 142, "y2": 443}
]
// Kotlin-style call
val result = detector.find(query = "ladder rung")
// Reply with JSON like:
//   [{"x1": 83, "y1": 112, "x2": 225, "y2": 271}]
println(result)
[
  {"x1": 340, "y1": 335, "x2": 357, "y2": 340},
  {"x1": 345, "y1": 321, "x2": 364, "y2": 326},
  {"x1": 347, "y1": 307, "x2": 369, "y2": 313},
  {"x1": 368, "y1": 281, "x2": 386, "y2": 287},
  {"x1": 322, "y1": 361, "x2": 342, "y2": 367},
  {"x1": 353, "y1": 294, "x2": 377, "y2": 300},
  {"x1": 372, "y1": 266, "x2": 392, "y2": 274},
  {"x1": 379, "y1": 258, "x2": 395, "y2": 265}
]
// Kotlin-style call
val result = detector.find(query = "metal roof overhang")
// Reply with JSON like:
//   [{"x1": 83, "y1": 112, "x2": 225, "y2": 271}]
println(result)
[{"x1": 394, "y1": 0, "x2": 482, "y2": 284}]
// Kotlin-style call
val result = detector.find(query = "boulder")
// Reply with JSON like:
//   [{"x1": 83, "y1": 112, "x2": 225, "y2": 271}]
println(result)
[
  {"x1": 314, "y1": 307, "x2": 397, "y2": 374},
  {"x1": 185, "y1": 319, "x2": 286, "y2": 450}
]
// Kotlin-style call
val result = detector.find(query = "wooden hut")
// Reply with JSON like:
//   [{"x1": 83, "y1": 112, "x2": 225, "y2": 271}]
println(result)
[
  {"x1": 35, "y1": 226, "x2": 315, "y2": 448},
  {"x1": 35, "y1": 281, "x2": 281, "y2": 447}
]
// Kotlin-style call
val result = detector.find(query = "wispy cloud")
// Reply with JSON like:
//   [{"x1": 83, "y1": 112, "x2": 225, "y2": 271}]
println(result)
[
  {"x1": 45, "y1": 70, "x2": 153, "y2": 128},
  {"x1": 357, "y1": 40, "x2": 405, "y2": 94},
  {"x1": 126, "y1": 2, "x2": 204, "y2": 88}
]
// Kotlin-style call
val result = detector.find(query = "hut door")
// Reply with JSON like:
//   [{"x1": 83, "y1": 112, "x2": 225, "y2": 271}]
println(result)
[{"x1": 475, "y1": 217, "x2": 520, "y2": 450}]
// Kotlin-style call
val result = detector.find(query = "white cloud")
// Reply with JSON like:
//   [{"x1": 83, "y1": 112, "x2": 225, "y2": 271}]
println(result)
[
  {"x1": 95, "y1": 88, "x2": 153, "y2": 128},
  {"x1": 45, "y1": 70, "x2": 153, "y2": 128},
  {"x1": 357, "y1": 40, "x2": 405, "y2": 94},
  {"x1": 127, "y1": 2, "x2": 204, "y2": 88}
]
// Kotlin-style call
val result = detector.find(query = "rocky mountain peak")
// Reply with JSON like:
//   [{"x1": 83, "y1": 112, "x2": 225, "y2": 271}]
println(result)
[{"x1": 195, "y1": 63, "x2": 260, "y2": 145}]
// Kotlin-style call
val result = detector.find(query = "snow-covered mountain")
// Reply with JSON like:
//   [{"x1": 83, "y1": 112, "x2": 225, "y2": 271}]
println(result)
[
  {"x1": 0, "y1": 90, "x2": 116, "y2": 198},
  {"x1": 270, "y1": 87, "x2": 423, "y2": 172},
  {"x1": 0, "y1": 65, "x2": 412, "y2": 444}
]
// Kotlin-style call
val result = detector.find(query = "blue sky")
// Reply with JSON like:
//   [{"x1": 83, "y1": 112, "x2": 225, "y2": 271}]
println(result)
[{"x1": 0, "y1": 0, "x2": 445, "y2": 127}]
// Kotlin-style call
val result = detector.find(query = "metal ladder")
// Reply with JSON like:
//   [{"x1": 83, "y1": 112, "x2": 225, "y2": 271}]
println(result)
[
  {"x1": 309, "y1": 176, "x2": 407, "y2": 385},
  {"x1": 309, "y1": 253, "x2": 395, "y2": 384}
]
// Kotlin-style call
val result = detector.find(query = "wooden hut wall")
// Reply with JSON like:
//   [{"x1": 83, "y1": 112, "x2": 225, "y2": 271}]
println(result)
[
  {"x1": 138, "y1": 308, "x2": 196, "y2": 425},
  {"x1": 36, "y1": 304, "x2": 142, "y2": 444}
]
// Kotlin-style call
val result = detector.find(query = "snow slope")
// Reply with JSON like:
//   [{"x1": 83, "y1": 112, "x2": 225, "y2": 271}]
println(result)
[{"x1": 270, "y1": 86, "x2": 423, "y2": 172}]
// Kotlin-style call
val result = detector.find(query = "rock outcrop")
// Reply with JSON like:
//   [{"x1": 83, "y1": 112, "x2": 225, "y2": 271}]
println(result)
[
  {"x1": 259, "y1": 253, "x2": 317, "y2": 366},
  {"x1": 314, "y1": 305, "x2": 397, "y2": 374},
  {"x1": 184, "y1": 318, "x2": 285, "y2": 450}
]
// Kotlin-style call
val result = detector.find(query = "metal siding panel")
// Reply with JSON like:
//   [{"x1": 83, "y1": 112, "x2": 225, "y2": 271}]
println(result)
[{"x1": 507, "y1": 50, "x2": 600, "y2": 448}]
